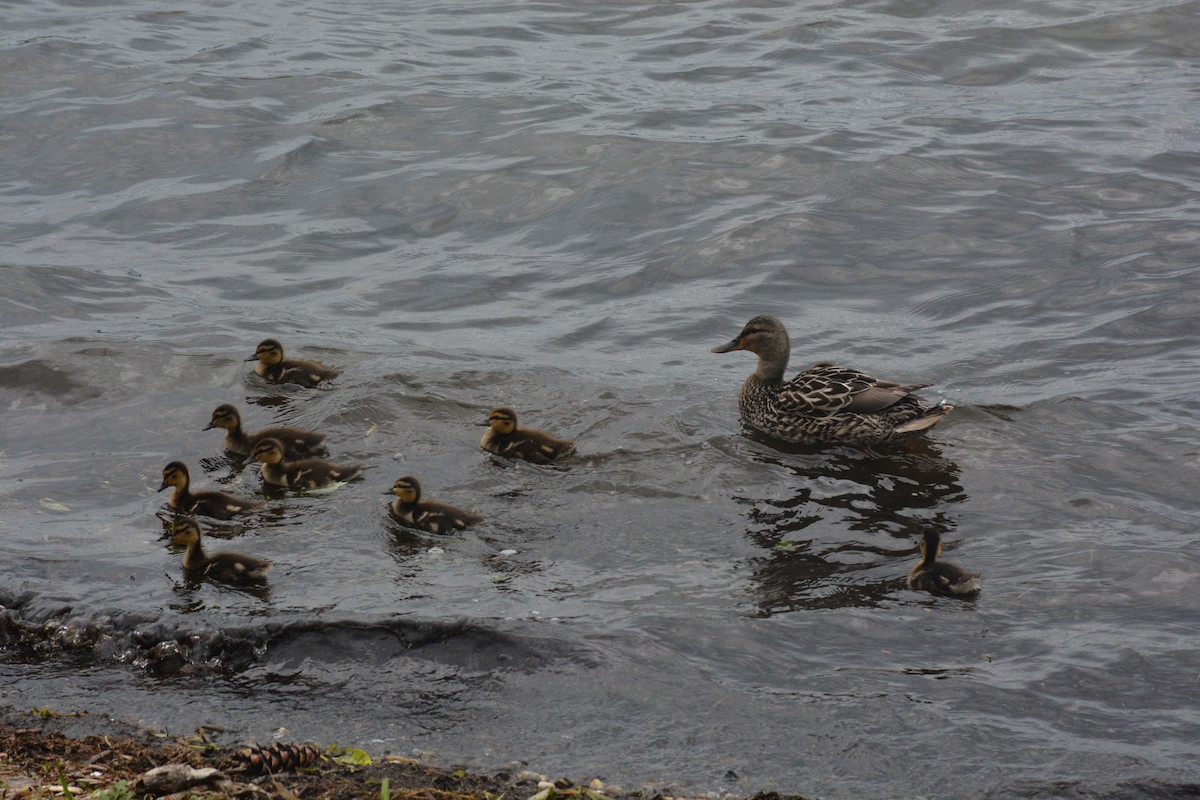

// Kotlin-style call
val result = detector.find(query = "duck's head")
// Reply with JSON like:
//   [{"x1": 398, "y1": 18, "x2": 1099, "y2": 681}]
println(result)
[
  {"x1": 919, "y1": 530, "x2": 943, "y2": 561},
  {"x1": 251, "y1": 438, "x2": 285, "y2": 465},
  {"x1": 485, "y1": 407, "x2": 518, "y2": 435},
  {"x1": 204, "y1": 403, "x2": 241, "y2": 431},
  {"x1": 388, "y1": 476, "x2": 422, "y2": 504},
  {"x1": 247, "y1": 338, "x2": 284, "y2": 365},
  {"x1": 170, "y1": 516, "x2": 203, "y2": 548},
  {"x1": 158, "y1": 461, "x2": 190, "y2": 491},
  {"x1": 711, "y1": 315, "x2": 789, "y2": 357}
]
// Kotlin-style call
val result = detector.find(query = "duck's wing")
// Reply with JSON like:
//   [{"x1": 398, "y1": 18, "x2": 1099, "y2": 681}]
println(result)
[
  {"x1": 413, "y1": 508, "x2": 459, "y2": 535},
  {"x1": 773, "y1": 363, "x2": 930, "y2": 415},
  {"x1": 192, "y1": 490, "x2": 263, "y2": 520},
  {"x1": 206, "y1": 552, "x2": 272, "y2": 582}
]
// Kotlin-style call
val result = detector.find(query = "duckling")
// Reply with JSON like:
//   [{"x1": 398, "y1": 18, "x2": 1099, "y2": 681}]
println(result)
[
  {"x1": 204, "y1": 403, "x2": 327, "y2": 459},
  {"x1": 170, "y1": 515, "x2": 271, "y2": 584},
  {"x1": 386, "y1": 476, "x2": 484, "y2": 534},
  {"x1": 907, "y1": 530, "x2": 980, "y2": 596},
  {"x1": 158, "y1": 461, "x2": 263, "y2": 520},
  {"x1": 245, "y1": 338, "x2": 339, "y2": 387},
  {"x1": 251, "y1": 437, "x2": 364, "y2": 490},
  {"x1": 480, "y1": 407, "x2": 575, "y2": 464},
  {"x1": 713, "y1": 315, "x2": 953, "y2": 447}
]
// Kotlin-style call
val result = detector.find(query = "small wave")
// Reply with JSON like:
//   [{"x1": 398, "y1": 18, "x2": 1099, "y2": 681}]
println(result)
[
  {"x1": 0, "y1": 590, "x2": 584, "y2": 678},
  {"x1": 0, "y1": 360, "x2": 103, "y2": 405}
]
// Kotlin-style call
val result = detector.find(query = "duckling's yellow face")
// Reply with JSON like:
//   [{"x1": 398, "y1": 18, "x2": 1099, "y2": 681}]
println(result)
[
  {"x1": 159, "y1": 462, "x2": 189, "y2": 490},
  {"x1": 207, "y1": 404, "x2": 239, "y2": 431},
  {"x1": 170, "y1": 519, "x2": 202, "y2": 548},
  {"x1": 486, "y1": 408, "x2": 518, "y2": 435},
  {"x1": 252, "y1": 439, "x2": 284, "y2": 464},
  {"x1": 390, "y1": 477, "x2": 420, "y2": 504},
  {"x1": 252, "y1": 339, "x2": 284, "y2": 365}
]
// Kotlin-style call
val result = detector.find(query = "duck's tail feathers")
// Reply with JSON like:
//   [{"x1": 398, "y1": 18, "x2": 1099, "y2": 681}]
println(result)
[
  {"x1": 895, "y1": 403, "x2": 954, "y2": 434},
  {"x1": 949, "y1": 574, "x2": 981, "y2": 595}
]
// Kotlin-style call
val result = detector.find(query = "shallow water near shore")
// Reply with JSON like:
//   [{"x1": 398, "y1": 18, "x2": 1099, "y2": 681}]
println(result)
[{"x1": 3, "y1": 0, "x2": 1200, "y2": 798}]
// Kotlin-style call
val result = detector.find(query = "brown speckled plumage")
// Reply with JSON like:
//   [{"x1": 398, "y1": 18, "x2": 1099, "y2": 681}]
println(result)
[
  {"x1": 387, "y1": 476, "x2": 484, "y2": 534},
  {"x1": 907, "y1": 530, "x2": 980, "y2": 596},
  {"x1": 712, "y1": 315, "x2": 952, "y2": 446},
  {"x1": 246, "y1": 338, "x2": 339, "y2": 388},
  {"x1": 171, "y1": 516, "x2": 272, "y2": 584},
  {"x1": 251, "y1": 437, "x2": 363, "y2": 490},
  {"x1": 158, "y1": 461, "x2": 263, "y2": 520},
  {"x1": 902, "y1": 532, "x2": 979, "y2": 594},
  {"x1": 480, "y1": 407, "x2": 575, "y2": 464},
  {"x1": 204, "y1": 403, "x2": 327, "y2": 459}
]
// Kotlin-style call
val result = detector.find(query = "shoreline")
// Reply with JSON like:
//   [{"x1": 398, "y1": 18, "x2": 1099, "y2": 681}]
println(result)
[{"x1": 0, "y1": 706, "x2": 808, "y2": 800}]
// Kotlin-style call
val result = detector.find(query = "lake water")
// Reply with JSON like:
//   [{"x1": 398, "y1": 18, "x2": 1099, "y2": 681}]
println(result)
[{"x1": 3, "y1": 0, "x2": 1200, "y2": 797}]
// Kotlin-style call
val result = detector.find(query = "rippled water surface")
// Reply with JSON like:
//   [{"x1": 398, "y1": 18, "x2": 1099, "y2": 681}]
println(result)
[{"x1": 4, "y1": 0, "x2": 1200, "y2": 797}]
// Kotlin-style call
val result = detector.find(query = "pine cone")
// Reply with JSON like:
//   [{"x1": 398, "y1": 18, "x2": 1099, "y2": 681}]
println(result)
[{"x1": 229, "y1": 742, "x2": 321, "y2": 775}]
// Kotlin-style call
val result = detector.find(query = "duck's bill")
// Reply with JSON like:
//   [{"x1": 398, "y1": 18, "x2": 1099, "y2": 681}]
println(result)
[{"x1": 711, "y1": 338, "x2": 743, "y2": 353}]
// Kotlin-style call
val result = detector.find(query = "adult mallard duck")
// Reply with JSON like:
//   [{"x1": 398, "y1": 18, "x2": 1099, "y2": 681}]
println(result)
[
  {"x1": 907, "y1": 530, "x2": 980, "y2": 596},
  {"x1": 251, "y1": 437, "x2": 364, "y2": 490},
  {"x1": 158, "y1": 461, "x2": 263, "y2": 519},
  {"x1": 204, "y1": 403, "x2": 327, "y2": 459},
  {"x1": 246, "y1": 338, "x2": 339, "y2": 387},
  {"x1": 386, "y1": 476, "x2": 484, "y2": 534},
  {"x1": 712, "y1": 315, "x2": 953, "y2": 447},
  {"x1": 480, "y1": 407, "x2": 575, "y2": 464},
  {"x1": 170, "y1": 516, "x2": 271, "y2": 584}
]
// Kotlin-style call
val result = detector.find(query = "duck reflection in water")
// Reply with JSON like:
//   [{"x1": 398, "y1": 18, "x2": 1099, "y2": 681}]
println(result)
[
  {"x1": 733, "y1": 433, "x2": 966, "y2": 615},
  {"x1": 381, "y1": 521, "x2": 542, "y2": 596}
]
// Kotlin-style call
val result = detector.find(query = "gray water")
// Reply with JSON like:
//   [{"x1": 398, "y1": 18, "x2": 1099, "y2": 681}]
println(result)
[{"x1": 3, "y1": 0, "x2": 1200, "y2": 797}]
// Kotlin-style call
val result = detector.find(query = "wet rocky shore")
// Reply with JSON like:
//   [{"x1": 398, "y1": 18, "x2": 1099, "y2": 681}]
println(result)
[{"x1": 0, "y1": 706, "x2": 810, "y2": 800}]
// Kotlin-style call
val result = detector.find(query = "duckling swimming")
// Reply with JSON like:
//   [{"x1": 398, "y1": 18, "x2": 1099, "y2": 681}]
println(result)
[
  {"x1": 251, "y1": 437, "x2": 364, "y2": 490},
  {"x1": 204, "y1": 403, "x2": 327, "y2": 459},
  {"x1": 907, "y1": 530, "x2": 980, "y2": 596},
  {"x1": 386, "y1": 476, "x2": 484, "y2": 534},
  {"x1": 170, "y1": 515, "x2": 271, "y2": 584},
  {"x1": 158, "y1": 461, "x2": 263, "y2": 520},
  {"x1": 246, "y1": 338, "x2": 339, "y2": 387},
  {"x1": 712, "y1": 315, "x2": 953, "y2": 447},
  {"x1": 480, "y1": 407, "x2": 575, "y2": 464}
]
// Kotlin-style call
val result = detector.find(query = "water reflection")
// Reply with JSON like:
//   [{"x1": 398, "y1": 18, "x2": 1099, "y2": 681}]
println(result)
[
  {"x1": 383, "y1": 515, "x2": 545, "y2": 597},
  {"x1": 384, "y1": 520, "x2": 432, "y2": 562},
  {"x1": 736, "y1": 432, "x2": 966, "y2": 615},
  {"x1": 197, "y1": 452, "x2": 254, "y2": 480},
  {"x1": 170, "y1": 574, "x2": 272, "y2": 604},
  {"x1": 245, "y1": 392, "x2": 297, "y2": 411}
]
